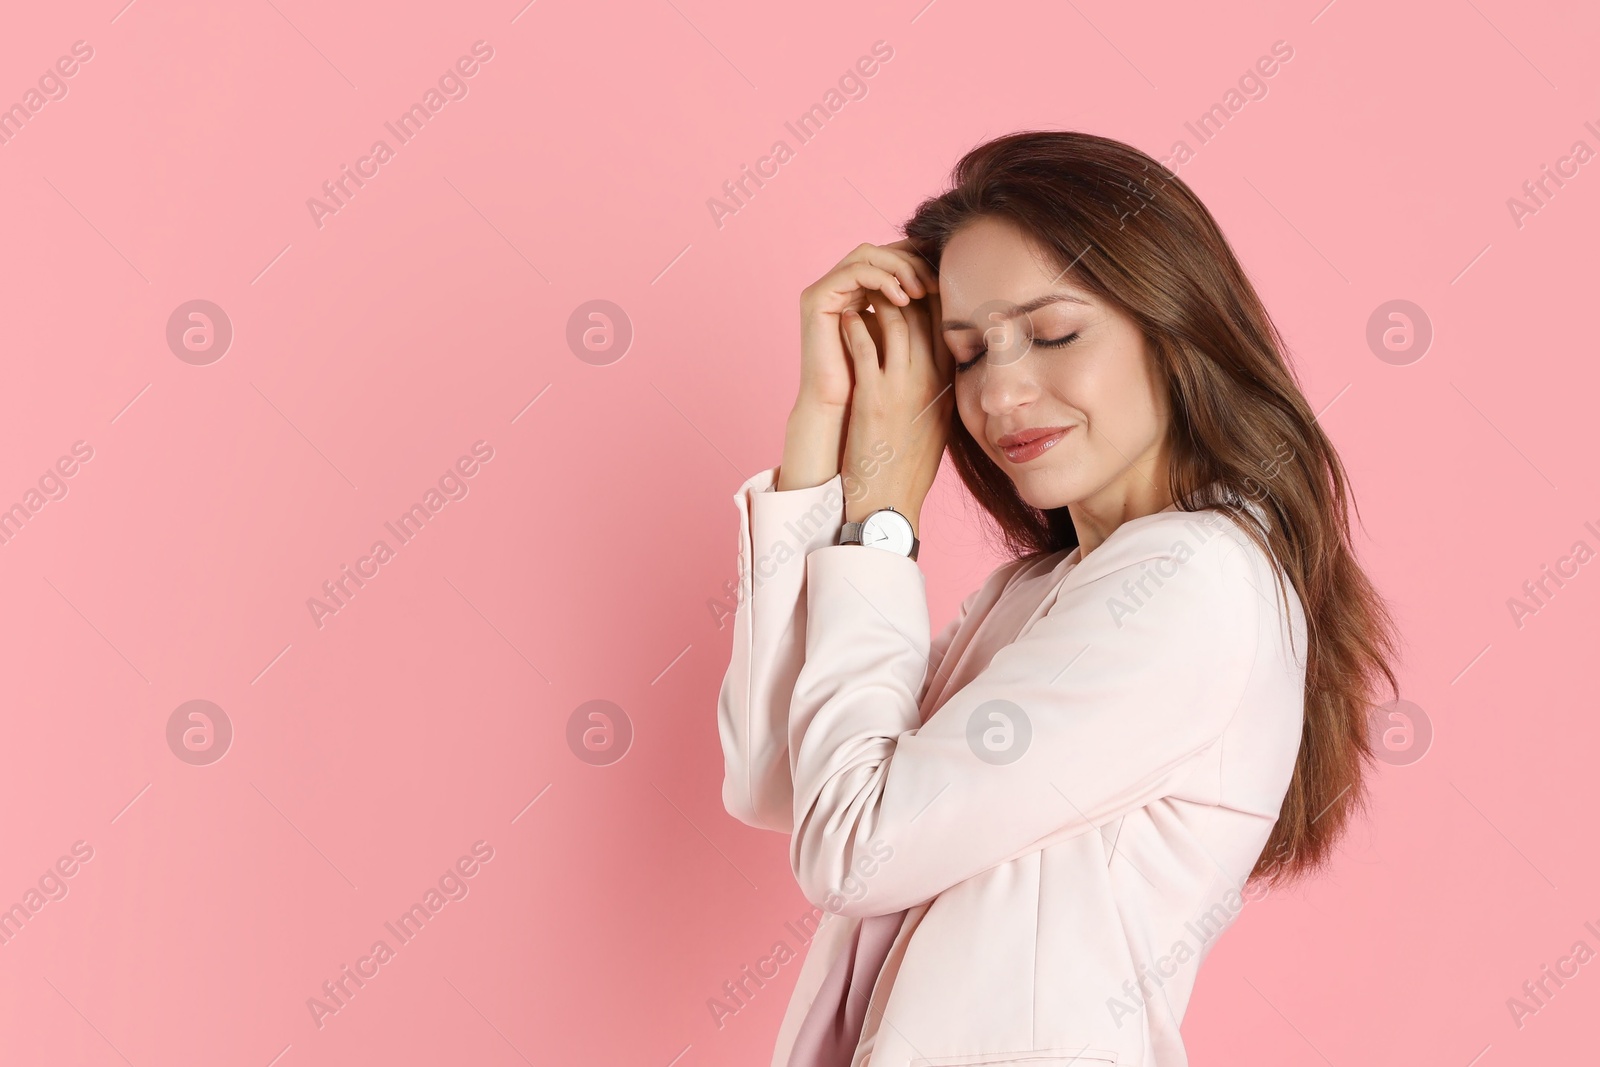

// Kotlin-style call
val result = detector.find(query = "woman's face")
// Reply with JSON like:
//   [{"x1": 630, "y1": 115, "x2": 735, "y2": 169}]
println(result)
[{"x1": 938, "y1": 215, "x2": 1173, "y2": 524}]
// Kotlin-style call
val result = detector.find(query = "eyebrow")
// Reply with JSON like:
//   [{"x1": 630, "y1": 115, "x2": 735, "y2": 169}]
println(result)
[{"x1": 941, "y1": 292, "x2": 1092, "y2": 329}]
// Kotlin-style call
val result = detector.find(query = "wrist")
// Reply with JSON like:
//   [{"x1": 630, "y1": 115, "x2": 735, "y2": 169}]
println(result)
[
  {"x1": 778, "y1": 402, "x2": 848, "y2": 492},
  {"x1": 790, "y1": 397, "x2": 848, "y2": 426}
]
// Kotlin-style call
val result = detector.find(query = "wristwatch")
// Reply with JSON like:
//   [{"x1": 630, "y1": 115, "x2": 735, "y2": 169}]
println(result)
[{"x1": 839, "y1": 507, "x2": 920, "y2": 561}]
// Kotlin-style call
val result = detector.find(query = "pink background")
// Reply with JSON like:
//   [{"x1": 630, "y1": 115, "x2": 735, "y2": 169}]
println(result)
[{"x1": 1, "y1": 0, "x2": 1596, "y2": 1063}]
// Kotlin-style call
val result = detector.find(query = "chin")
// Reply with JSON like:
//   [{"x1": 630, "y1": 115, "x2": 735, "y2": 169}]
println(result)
[{"x1": 1010, "y1": 467, "x2": 1081, "y2": 511}]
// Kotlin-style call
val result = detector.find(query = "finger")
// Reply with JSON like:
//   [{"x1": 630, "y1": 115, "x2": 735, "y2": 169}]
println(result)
[
  {"x1": 900, "y1": 295, "x2": 934, "y2": 377},
  {"x1": 884, "y1": 238, "x2": 940, "y2": 295},
  {"x1": 859, "y1": 304, "x2": 887, "y2": 354},
  {"x1": 927, "y1": 290, "x2": 954, "y2": 380},
  {"x1": 869, "y1": 244, "x2": 933, "y2": 299},
  {"x1": 830, "y1": 263, "x2": 909, "y2": 310},
  {"x1": 873, "y1": 297, "x2": 912, "y2": 375},
  {"x1": 836, "y1": 244, "x2": 927, "y2": 301},
  {"x1": 840, "y1": 309, "x2": 882, "y2": 387},
  {"x1": 897, "y1": 298, "x2": 951, "y2": 428}
]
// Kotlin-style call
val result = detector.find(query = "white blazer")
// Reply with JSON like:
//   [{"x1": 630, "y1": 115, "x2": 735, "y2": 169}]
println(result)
[{"x1": 718, "y1": 464, "x2": 1308, "y2": 1067}]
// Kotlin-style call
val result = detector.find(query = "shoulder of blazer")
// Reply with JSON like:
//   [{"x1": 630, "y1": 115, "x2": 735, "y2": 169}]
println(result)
[{"x1": 1058, "y1": 502, "x2": 1277, "y2": 603}]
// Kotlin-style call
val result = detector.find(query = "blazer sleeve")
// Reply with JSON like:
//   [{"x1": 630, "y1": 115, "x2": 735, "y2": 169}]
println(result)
[
  {"x1": 717, "y1": 465, "x2": 845, "y2": 831},
  {"x1": 717, "y1": 465, "x2": 984, "y2": 833},
  {"x1": 786, "y1": 516, "x2": 1266, "y2": 917}
]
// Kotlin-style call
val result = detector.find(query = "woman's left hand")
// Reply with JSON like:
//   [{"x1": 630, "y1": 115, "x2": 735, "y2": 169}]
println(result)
[{"x1": 838, "y1": 288, "x2": 955, "y2": 537}]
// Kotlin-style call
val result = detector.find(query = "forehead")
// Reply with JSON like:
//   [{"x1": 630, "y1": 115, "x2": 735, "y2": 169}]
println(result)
[{"x1": 938, "y1": 217, "x2": 1095, "y2": 325}]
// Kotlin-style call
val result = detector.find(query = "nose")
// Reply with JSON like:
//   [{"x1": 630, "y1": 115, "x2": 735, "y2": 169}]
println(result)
[{"x1": 975, "y1": 347, "x2": 1041, "y2": 418}]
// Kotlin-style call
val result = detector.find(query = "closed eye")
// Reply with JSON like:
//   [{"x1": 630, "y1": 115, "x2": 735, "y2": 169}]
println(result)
[{"x1": 953, "y1": 331, "x2": 1080, "y2": 374}]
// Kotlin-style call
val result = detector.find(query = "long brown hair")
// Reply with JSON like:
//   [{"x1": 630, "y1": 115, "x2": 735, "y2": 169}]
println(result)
[{"x1": 902, "y1": 130, "x2": 1400, "y2": 887}]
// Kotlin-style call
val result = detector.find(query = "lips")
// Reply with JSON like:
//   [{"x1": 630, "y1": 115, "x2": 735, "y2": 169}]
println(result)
[
  {"x1": 997, "y1": 425, "x2": 1072, "y2": 464},
  {"x1": 996, "y1": 426, "x2": 1072, "y2": 449}
]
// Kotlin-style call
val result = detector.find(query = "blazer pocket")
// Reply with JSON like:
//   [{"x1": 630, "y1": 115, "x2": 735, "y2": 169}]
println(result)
[{"x1": 909, "y1": 1049, "x2": 1120, "y2": 1067}]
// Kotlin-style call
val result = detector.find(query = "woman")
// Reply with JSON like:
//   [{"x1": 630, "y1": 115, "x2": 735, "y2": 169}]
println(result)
[{"x1": 716, "y1": 130, "x2": 1399, "y2": 1067}]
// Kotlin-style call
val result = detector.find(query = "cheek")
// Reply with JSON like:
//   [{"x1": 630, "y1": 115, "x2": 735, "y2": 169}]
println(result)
[
  {"x1": 1100, "y1": 369, "x2": 1157, "y2": 424},
  {"x1": 1068, "y1": 338, "x2": 1143, "y2": 404},
  {"x1": 1091, "y1": 354, "x2": 1168, "y2": 446},
  {"x1": 1032, "y1": 354, "x2": 1096, "y2": 424},
  {"x1": 1123, "y1": 351, "x2": 1169, "y2": 425}
]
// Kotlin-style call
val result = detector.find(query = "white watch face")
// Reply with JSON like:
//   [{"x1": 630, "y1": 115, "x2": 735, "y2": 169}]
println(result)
[{"x1": 861, "y1": 510, "x2": 914, "y2": 555}]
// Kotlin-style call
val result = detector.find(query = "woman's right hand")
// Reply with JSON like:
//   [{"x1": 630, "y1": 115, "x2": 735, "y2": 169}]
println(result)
[
  {"x1": 778, "y1": 240, "x2": 939, "y2": 491},
  {"x1": 798, "y1": 239, "x2": 939, "y2": 409}
]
